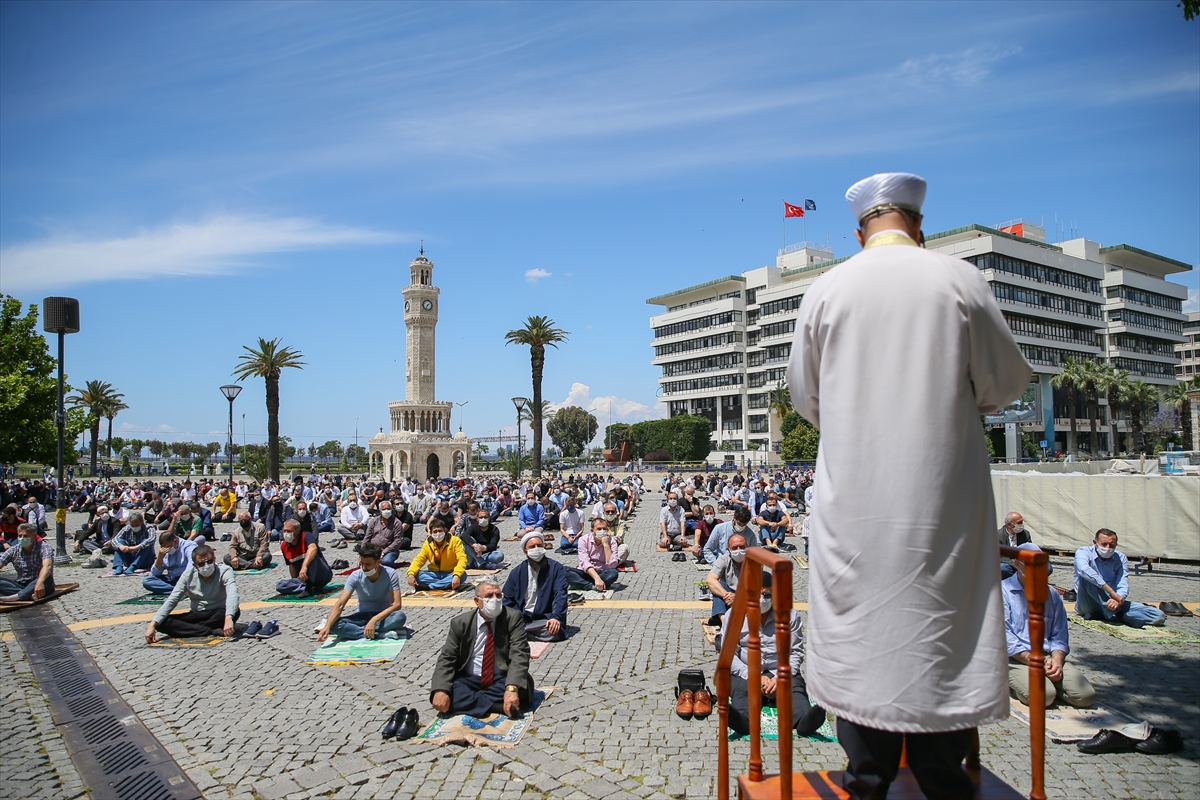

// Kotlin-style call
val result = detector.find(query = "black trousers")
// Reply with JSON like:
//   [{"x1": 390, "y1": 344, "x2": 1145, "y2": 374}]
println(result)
[
  {"x1": 728, "y1": 674, "x2": 825, "y2": 736},
  {"x1": 836, "y1": 719, "x2": 974, "y2": 800},
  {"x1": 448, "y1": 673, "x2": 528, "y2": 718},
  {"x1": 157, "y1": 608, "x2": 240, "y2": 639}
]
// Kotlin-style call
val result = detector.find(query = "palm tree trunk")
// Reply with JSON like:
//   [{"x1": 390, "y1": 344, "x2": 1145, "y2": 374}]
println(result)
[
  {"x1": 1088, "y1": 392, "x2": 1098, "y2": 457},
  {"x1": 1107, "y1": 391, "x2": 1120, "y2": 457},
  {"x1": 106, "y1": 416, "x2": 114, "y2": 457},
  {"x1": 1067, "y1": 388, "x2": 1078, "y2": 457},
  {"x1": 531, "y1": 346, "x2": 544, "y2": 478},
  {"x1": 1181, "y1": 400, "x2": 1193, "y2": 450},
  {"x1": 266, "y1": 375, "x2": 281, "y2": 482},
  {"x1": 90, "y1": 418, "x2": 100, "y2": 475}
]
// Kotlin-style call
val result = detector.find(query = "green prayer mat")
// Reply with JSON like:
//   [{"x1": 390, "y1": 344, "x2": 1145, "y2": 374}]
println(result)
[
  {"x1": 1067, "y1": 613, "x2": 1200, "y2": 644},
  {"x1": 305, "y1": 636, "x2": 408, "y2": 665},
  {"x1": 117, "y1": 594, "x2": 168, "y2": 606},
  {"x1": 235, "y1": 563, "x2": 278, "y2": 575},
  {"x1": 262, "y1": 584, "x2": 344, "y2": 603},
  {"x1": 729, "y1": 708, "x2": 837, "y2": 742}
]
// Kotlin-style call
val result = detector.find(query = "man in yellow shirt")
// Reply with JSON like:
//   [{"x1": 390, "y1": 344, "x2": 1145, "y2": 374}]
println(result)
[
  {"x1": 212, "y1": 486, "x2": 238, "y2": 523},
  {"x1": 406, "y1": 520, "x2": 467, "y2": 591}
]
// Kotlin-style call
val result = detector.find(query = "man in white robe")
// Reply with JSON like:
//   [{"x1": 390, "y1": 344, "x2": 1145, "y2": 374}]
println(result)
[{"x1": 785, "y1": 173, "x2": 1031, "y2": 799}]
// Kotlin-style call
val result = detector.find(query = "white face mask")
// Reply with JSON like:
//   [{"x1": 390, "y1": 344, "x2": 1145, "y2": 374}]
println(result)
[
  {"x1": 526, "y1": 499, "x2": 536, "y2": 507},
  {"x1": 729, "y1": 548, "x2": 746, "y2": 563},
  {"x1": 381, "y1": 509, "x2": 392, "y2": 518},
  {"x1": 1096, "y1": 545, "x2": 1115, "y2": 559},
  {"x1": 480, "y1": 597, "x2": 504, "y2": 619},
  {"x1": 197, "y1": 563, "x2": 216, "y2": 578},
  {"x1": 478, "y1": 518, "x2": 489, "y2": 528},
  {"x1": 131, "y1": 525, "x2": 143, "y2": 533},
  {"x1": 297, "y1": 509, "x2": 308, "y2": 517},
  {"x1": 431, "y1": 532, "x2": 446, "y2": 543},
  {"x1": 526, "y1": 546, "x2": 546, "y2": 561},
  {"x1": 733, "y1": 524, "x2": 746, "y2": 534},
  {"x1": 348, "y1": 501, "x2": 358, "y2": 509},
  {"x1": 18, "y1": 536, "x2": 32, "y2": 548},
  {"x1": 283, "y1": 532, "x2": 297, "y2": 544},
  {"x1": 759, "y1": 596, "x2": 773, "y2": 615},
  {"x1": 704, "y1": 515, "x2": 715, "y2": 524},
  {"x1": 604, "y1": 512, "x2": 618, "y2": 521},
  {"x1": 362, "y1": 565, "x2": 379, "y2": 578},
  {"x1": 1012, "y1": 523, "x2": 1024, "y2": 534},
  {"x1": 180, "y1": 514, "x2": 192, "y2": 521},
  {"x1": 668, "y1": 499, "x2": 678, "y2": 507}
]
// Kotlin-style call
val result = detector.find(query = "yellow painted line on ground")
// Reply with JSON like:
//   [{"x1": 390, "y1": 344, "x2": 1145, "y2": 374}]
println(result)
[{"x1": 0, "y1": 631, "x2": 13, "y2": 642}]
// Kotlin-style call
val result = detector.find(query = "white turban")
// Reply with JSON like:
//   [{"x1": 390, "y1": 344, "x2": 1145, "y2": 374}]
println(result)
[
  {"x1": 846, "y1": 172, "x2": 927, "y2": 222},
  {"x1": 521, "y1": 531, "x2": 545, "y2": 549}
]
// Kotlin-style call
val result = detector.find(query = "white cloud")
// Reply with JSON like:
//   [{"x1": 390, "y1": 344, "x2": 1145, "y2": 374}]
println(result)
[
  {"x1": 899, "y1": 46, "x2": 1021, "y2": 89},
  {"x1": 548, "y1": 382, "x2": 664, "y2": 444},
  {"x1": 524, "y1": 268, "x2": 551, "y2": 283},
  {"x1": 1185, "y1": 287, "x2": 1199, "y2": 314},
  {"x1": 0, "y1": 215, "x2": 400, "y2": 292}
]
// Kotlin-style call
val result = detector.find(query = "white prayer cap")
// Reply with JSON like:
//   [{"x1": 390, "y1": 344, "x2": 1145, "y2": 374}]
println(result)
[
  {"x1": 521, "y1": 531, "x2": 545, "y2": 549},
  {"x1": 1016, "y1": 543, "x2": 1042, "y2": 552},
  {"x1": 845, "y1": 172, "x2": 927, "y2": 223}
]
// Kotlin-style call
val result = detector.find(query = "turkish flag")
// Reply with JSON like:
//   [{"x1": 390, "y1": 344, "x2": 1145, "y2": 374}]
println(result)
[{"x1": 784, "y1": 201, "x2": 805, "y2": 218}]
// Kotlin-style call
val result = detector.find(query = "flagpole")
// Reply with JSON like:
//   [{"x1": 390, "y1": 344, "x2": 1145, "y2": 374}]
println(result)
[{"x1": 782, "y1": 200, "x2": 786, "y2": 249}]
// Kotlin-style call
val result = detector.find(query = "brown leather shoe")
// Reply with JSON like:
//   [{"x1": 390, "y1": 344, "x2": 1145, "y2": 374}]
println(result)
[
  {"x1": 675, "y1": 690, "x2": 694, "y2": 719},
  {"x1": 692, "y1": 690, "x2": 713, "y2": 719}
]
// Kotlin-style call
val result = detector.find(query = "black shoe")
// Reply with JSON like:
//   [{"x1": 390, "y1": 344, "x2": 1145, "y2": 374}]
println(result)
[
  {"x1": 1135, "y1": 728, "x2": 1184, "y2": 754},
  {"x1": 1077, "y1": 729, "x2": 1138, "y2": 754},
  {"x1": 568, "y1": 592, "x2": 585, "y2": 605},
  {"x1": 256, "y1": 620, "x2": 280, "y2": 639},
  {"x1": 396, "y1": 708, "x2": 420, "y2": 740},
  {"x1": 331, "y1": 559, "x2": 349, "y2": 570},
  {"x1": 705, "y1": 614, "x2": 723, "y2": 627},
  {"x1": 1063, "y1": 590, "x2": 1077, "y2": 603},
  {"x1": 242, "y1": 621, "x2": 263, "y2": 638},
  {"x1": 382, "y1": 707, "x2": 406, "y2": 738}
]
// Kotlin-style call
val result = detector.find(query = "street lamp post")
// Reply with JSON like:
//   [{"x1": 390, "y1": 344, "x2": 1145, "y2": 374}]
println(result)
[
  {"x1": 42, "y1": 297, "x2": 80, "y2": 566},
  {"x1": 219, "y1": 385, "x2": 242, "y2": 487},
  {"x1": 512, "y1": 397, "x2": 528, "y2": 480},
  {"x1": 455, "y1": 401, "x2": 469, "y2": 433}
]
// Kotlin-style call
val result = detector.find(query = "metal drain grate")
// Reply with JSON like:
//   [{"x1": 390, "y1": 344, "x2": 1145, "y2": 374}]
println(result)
[
  {"x1": 113, "y1": 771, "x2": 175, "y2": 800},
  {"x1": 54, "y1": 674, "x2": 100, "y2": 698},
  {"x1": 65, "y1": 694, "x2": 108, "y2": 719},
  {"x1": 34, "y1": 644, "x2": 72, "y2": 660},
  {"x1": 46, "y1": 658, "x2": 87, "y2": 681},
  {"x1": 77, "y1": 714, "x2": 130, "y2": 746},
  {"x1": 95, "y1": 741, "x2": 150, "y2": 775}
]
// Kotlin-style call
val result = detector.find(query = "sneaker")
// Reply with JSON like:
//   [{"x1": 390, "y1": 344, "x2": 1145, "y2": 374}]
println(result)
[
  {"x1": 314, "y1": 617, "x2": 327, "y2": 634},
  {"x1": 243, "y1": 620, "x2": 263, "y2": 638},
  {"x1": 382, "y1": 631, "x2": 402, "y2": 640},
  {"x1": 256, "y1": 620, "x2": 280, "y2": 639}
]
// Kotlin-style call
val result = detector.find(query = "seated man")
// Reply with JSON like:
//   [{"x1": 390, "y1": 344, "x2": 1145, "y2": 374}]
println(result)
[
  {"x1": 362, "y1": 500, "x2": 408, "y2": 567},
  {"x1": 1004, "y1": 544, "x2": 1095, "y2": 708},
  {"x1": 142, "y1": 530, "x2": 198, "y2": 594},
  {"x1": 430, "y1": 577, "x2": 533, "y2": 719},
  {"x1": 110, "y1": 512, "x2": 156, "y2": 575},
  {"x1": 691, "y1": 505, "x2": 722, "y2": 560},
  {"x1": 172, "y1": 504, "x2": 204, "y2": 543},
  {"x1": 313, "y1": 500, "x2": 336, "y2": 535},
  {"x1": 998, "y1": 511, "x2": 1053, "y2": 579},
  {"x1": 336, "y1": 492, "x2": 368, "y2": 543},
  {"x1": 187, "y1": 500, "x2": 215, "y2": 541},
  {"x1": 558, "y1": 495, "x2": 585, "y2": 554},
  {"x1": 212, "y1": 486, "x2": 238, "y2": 523},
  {"x1": 460, "y1": 505, "x2": 505, "y2": 569},
  {"x1": 1074, "y1": 528, "x2": 1165, "y2": 628},
  {"x1": 720, "y1": 576, "x2": 825, "y2": 737},
  {"x1": 0, "y1": 523, "x2": 55, "y2": 601},
  {"x1": 407, "y1": 520, "x2": 467, "y2": 591},
  {"x1": 755, "y1": 494, "x2": 792, "y2": 551},
  {"x1": 276, "y1": 519, "x2": 332, "y2": 597},
  {"x1": 72, "y1": 505, "x2": 120, "y2": 554},
  {"x1": 659, "y1": 492, "x2": 688, "y2": 550},
  {"x1": 517, "y1": 492, "x2": 545, "y2": 537},
  {"x1": 539, "y1": 496, "x2": 561, "y2": 534},
  {"x1": 503, "y1": 533, "x2": 568, "y2": 642},
  {"x1": 318, "y1": 542, "x2": 407, "y2": 641},
  {"x1": 143, "y1": 545, "x2": 239, "y2": 641},
  {"x1": 225, "y1": 511, "x2": 272, "y2": 570},
  {"x1": 705, "y1": 533, "x2": 747, "y2": 623},
  {"x1": 566, "y1": 518, "x2": 621, "y2": 592},
  {"x1": 701, "y1": 507, "x2": 757, "y2": 565}
]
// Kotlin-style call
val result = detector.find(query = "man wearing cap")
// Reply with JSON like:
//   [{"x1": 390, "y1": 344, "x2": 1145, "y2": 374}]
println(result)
[
  {"x1": 786, "y1": 173, "x2": 1032, "y2": 799},
  {"x1": 502, "y1": 533, "x2": 569, "y2": 641}
]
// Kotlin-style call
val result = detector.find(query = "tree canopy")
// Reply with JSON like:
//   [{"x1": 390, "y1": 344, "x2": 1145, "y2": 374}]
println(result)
[
  {"x1": 781, "y1": 415, "x2": 820, "y2": 461},
  {"x1": 546, "y1": 406, "x2": 599, "y2": 457}
]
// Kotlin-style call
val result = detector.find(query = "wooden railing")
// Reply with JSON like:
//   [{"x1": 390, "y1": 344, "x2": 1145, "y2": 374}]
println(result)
[{"x1": 714, "y1": 545, "x2": 1048, "y2": 800}]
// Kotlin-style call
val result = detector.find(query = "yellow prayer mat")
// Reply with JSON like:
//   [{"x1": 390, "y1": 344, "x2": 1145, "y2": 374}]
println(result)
[{"x1": 1067, "y1": 613, "x2": 1200, "y2": 644}]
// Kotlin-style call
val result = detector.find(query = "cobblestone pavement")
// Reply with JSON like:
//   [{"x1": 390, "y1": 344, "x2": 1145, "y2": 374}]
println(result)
[{"x1": 1, "y1": 492, "x2": 1197, "y2": 799}]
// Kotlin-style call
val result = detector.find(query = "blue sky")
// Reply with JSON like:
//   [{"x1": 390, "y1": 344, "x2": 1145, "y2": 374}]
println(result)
[{"x1": 2, "y1": 1, "x2": 1197, "y2": 453}]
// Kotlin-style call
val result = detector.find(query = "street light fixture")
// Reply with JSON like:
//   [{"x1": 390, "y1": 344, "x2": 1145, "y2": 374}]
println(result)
[
  {"x1": 512, "y1": 397, "x2": 528, "y2": 480},
  {"x1": 455, "y1": 400, "x2": 469, "y2": 433},
  {"x1": 219, "y1": 385, "x2": 242, "y2": 487},
  {"x1": 42, "y1": 297, "x2": 80, "y2": 566}
]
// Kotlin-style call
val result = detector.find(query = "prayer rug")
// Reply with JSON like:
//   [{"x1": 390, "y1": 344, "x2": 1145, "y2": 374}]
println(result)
[
  {"x1": 261, "y1": 584, "x2": 344, "y2": 603},
  {"x1": 792, "y1": 554, "x2": 809, "y2": 570},
  {"x1": 235, "y1": 564, "x2": 278, "y2": 575},
  {"x1": 117, "y1": 594, "x2": 167, "y2": 606},
  {"x1": 305, "y1": 635, "x2": 409, "y2": 665},
  {"x1": 568, "y1": 589, "x2": 614, "y2": 603},
  {"x1": 1009, "y1": 699, "x2": 1140, "y2": 743},
  {"x1": 416, "y1": 688, "x2": 556, "y2": 748},
  {"x1": 729, "y1": 708, "x2": 836, "y2": 742},
  {"x1": 466, "y1": 565, "x2": 508, "y2": 576},
  {"x1": 404, "y1": 584, "x2": 473, "y2": 598},
  {"x1": 616, "y1": 562, "x2": 637, "y2": 572},
  {"x1": 99, "y1": 570, "x2": 148, "y2": 578},
  {"x1": 1067, "y1": 613, "x2": 1200, "y2": 644},
  {"x1": 529, "y1": 642, "x2": 552, "y2": 659},
  {"x1": 699, "y1": 618, "x2": 721, "y2": 647},
  {"x1": 0, "y1": 583, "x2": 79, "y2": 613},
  {"x1": 147, "y1": 634, "x2": 226, "y2": 648}
]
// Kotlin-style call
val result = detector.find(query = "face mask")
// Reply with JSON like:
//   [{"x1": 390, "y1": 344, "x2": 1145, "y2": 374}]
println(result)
[
  {"x1": 283, "y1": 532, "x2": 297, "y2": 544},
  {"x1": 733, "y1": 524, "x2": 746, "y2": 534},
  {"x1": 180, "y1": 514, "x2": 192, "y2": 521},
  {"x1": 1012, "y1": 524, "x2": 1024, "y2": 534},
  {"x1": 766, "y1": 505, "x2": 777, "y2": 513},
  {"x1": 594, "y1": 530, "x2": 609, "y2": 540},
  {"x1": 481, "y1": 597, "x2": 504, "y2": 619},
  {"x1": 1096, "y1": 545, "x2": 1115, "y2": 559},
  {"x1": 478, "y1": 518, "x2": 489, "y2": 528},
  {"x1": 431, "y1": 532, "x2": 446, "y2": 543},
  {"x1": 362, "y1": 565, "x2": 379, "y2": 578},
  {"x1": 349, "y1": 501, "x2": 358, "y2": 509},
  {"x1": 197, "y1": 563, "x2": 216, "y2": 578},
  {"x1": 526, "y1": 499, "x2": 536, "y2": 507},
  {"x1": 526, "y1": 546, "x2": 545, "y2": 561},
  {"x1": 298, "y1": 509, "x2": 309, "y2": 517},
  {"x1": 101, "y1": 513, "x2": 111, "y2": 521},
  {"x1": 704, "y1": 515, "x2": 715, "y2": 524},
  {"x1": 380, "y1": 509, "x2": 392, "y2": 518},
  {"x1": 729, "y1": 548, "x2": 746, "y2": 563},
  {"x1": 604, "y1": 512, "x2": 618, "y2": 521},
  {"x1": 668, "y1": 499, "x2": 678, "y2": 508},
  {"x1": 240, "y1": 520, "x2": 251, "y2": 529},
  {"x1": 759, "y1": 596, "x2": 773, "y2": 615},
  {"x1": 131, "y1": 524, "x2": 144, "y2": 533},
  {"x1": 18, "y1": 536, "x2": 32, "y2": 548}
]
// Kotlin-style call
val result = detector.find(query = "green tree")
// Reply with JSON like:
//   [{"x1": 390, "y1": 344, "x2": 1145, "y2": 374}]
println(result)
[
  {"x1": 504, "y1": 316, "x2": 569, "y2": 477},
  {"x1": 0, "y1": 296, "x2": 59, "y2": 465},
  {"x1": 604, "y1": 423, "x2": 632, "y2": 450},
  {"x1": 780, "y1": 411, "x2": 803, "y2": 439},
  {"x1": 1078, "y1": 359, "x2": 1104, "y2": 456},
  {"x1": 317, "y1": 440, "x2": 343, "y2": 463},
  {"x1": 546, "y1": 406, "x2": 599, "y2": 457},
  {"x1": 103, "y1": 393, "x2": 129, "y2": 457},
  {"x1": 231, "y1": 337, "x2": 305, "y2": 483},
  {"x1": 1161, "y1": 382, "x2": 1194, "y2": 451},
  {"x1": 768, "y1": 381, "x2": 793, "y2": 419},
  {"x1": 1122, "y1": 380, "x2": 1161, "y2": 454},
  {"x1": 497, "y1": 449, "x2": 529, "y2": 480},
  {"x1": 1050, "y1": 357, "x2": 1085, "y2": 457},
  {"x1": 1097, "y1": 365, "x2": 1130, "y2": 455},
  {"x1": 69, "y1": 380, "x2": 122, "y2": 475},
  {"x1": 1181, "y1": 0, "x2": 1198, "y2": 21},
  {"x1": 242, "y1": 447, "x2": 270, "y2": 482},
  {"x1": 781, "y1": 416, "x2": 820, "y2": 461}
]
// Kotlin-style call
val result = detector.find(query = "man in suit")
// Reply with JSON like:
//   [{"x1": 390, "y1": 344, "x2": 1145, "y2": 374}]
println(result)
[
  {"x1": 503, "y1": 533, "x2": 568, "y2": 642},
  {"x1": 73, "y1": 505, "x2": 120, "y2": 554},
  {"x1": 430, "y1": 577, "x2": 534, "y2": 719},
  {"x1": 998, "y1": 511, "x2": 1052, "y2": 580}
]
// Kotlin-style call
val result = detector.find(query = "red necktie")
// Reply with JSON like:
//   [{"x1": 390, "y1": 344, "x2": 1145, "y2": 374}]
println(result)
[{"x1": 480, "y1": 620, "x2": 495, "y2": 687}]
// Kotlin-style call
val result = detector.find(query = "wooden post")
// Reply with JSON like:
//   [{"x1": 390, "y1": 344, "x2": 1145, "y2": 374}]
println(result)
[
  {"x1": 772, "y1": 560, "x2": 794, "y2": 798},
  {"x1": 746, "y1": 565, "x2": 764, "y2": 783}
]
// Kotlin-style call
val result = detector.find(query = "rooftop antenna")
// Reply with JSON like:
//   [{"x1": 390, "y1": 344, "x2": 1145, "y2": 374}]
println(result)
[{"x1": 419, "y1": 239, "x2": 424, "y2": 257}]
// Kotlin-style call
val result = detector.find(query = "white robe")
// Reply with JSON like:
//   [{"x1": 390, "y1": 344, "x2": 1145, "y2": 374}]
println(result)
[{"x1": 786, "y1": 237, "x2": 1031, "y2": 733}]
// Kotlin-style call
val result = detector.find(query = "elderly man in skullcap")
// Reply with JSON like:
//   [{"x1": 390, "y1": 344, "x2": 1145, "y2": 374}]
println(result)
[
  {"x1": 502, "y1": 532, "x2": 569, "y2": 641},
  {"x1": 786, "y1": 173, "x2": 1032, "y2": 799}
]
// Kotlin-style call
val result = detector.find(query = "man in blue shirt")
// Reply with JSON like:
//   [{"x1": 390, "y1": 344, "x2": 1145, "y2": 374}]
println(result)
[
  {"x1": 1003, "y1": 544, "x2": 1094, "y2": 708},
  {"x1": 317, "y1": 543, "x2": 407, "y2": 641},
  {"x1": 517, "y1": 492, "x2": 545, "y2": 537},
  {"x1": 143, "y1": 530, "x2": 198, "y2": 594},
  {"x1": 1074, "y1": 528, "x2": 1166, "y2": 629},
  {"x1": 701, "y1": 508, "x2": 757, "y2": 564}
]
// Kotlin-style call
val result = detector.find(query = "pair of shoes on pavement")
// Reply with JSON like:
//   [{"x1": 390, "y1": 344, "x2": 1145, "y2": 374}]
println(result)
[
  {"x1": 676, "y1": 689, "x2": 712, "y2": 720},
  {"x1": 1077, "y1": 728, "x2": 1184, "y2": 755},
  {"x1": 240, "y1": 620, "x2": 280, "y2": 640},
  {"x1": 330, "y1": 559, "x2": 350, "y2": 570},
  {"x1": 330, "y1": 539, "x2": 348, "y2": 549},
  {"x1": 671, "y1": 553, "x2": 687, "y2": 562},
  {"x1": 1159, "y1": 601, "x2": 1194, "y2": 617},
  {"x1": 382, "y1": 707, "x2": 420, "y2": 740}
]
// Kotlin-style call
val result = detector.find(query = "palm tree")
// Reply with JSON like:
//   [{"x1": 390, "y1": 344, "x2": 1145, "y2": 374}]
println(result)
[
  {"x1": 1161, "y1": 382, "x2": 1193, "y2": 452},
  {"x1": 68, "y1": 380, "x2": 122, "y2": 475},
  {"x1": 104, "y1": 395, "x2": 129, "y2": 457},
  {"x1": 232, "y1": 337, "x2": 306, "y2": 482},
  {"x1": 1078, "y1": 359, "x2": 1104, "y2": 456},
  {"x1": 1097, "y1": 365, "x2": 1130, "y2": 456},
  {"x1": 504, "y1": 316, "x2": 569, "y2": 477},
  {"x1": 1050, "y1": 358, "x2": 1085, "y2": 456},
  {"x1": 1121, "y1": 379, "x2": 1160, "y2": 454},
  {"x1": 768, "y1": 382, "x2": 793, "y2": 419}
]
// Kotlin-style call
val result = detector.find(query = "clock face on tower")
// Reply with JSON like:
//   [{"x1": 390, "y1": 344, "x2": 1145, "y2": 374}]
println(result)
[
  {"x1": 422, "y1": 300, "x2": 433, "y2": 311},
  {"x1": 404, "y1": 300, "x2": 410, "y2": 311}
]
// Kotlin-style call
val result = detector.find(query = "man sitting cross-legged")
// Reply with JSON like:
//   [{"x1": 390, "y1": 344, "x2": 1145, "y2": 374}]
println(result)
[
  {"x1": 143, "y1": 530, "x2": 198, "y2": 595},
  {"x1": 225, "y1": 512, "x2": 272, "y2": 571},
  {"x1": 211, "y1": 486, "x2": 238, "y2": 523},
  {"x1": 1003, "y1": 544, "x2": 1095, "y2": 709},
  {"x1": 430, "y1": 577, "x2": 534, "y2": 719},
  {"x1": 705, "y1": 533, "x2": 748, "y2": 623},
  {"x1": 701, "y1": 507, "x2": 757, "y2": 565},
  {"x1": 72, "y1": 505, "x2": 119, "y2": 555},
  {"x1": 362, "y1": 500, "x2": 408, "y2": 568},
  {"x1": 0, "y1": 523, "x2": 55, "y2": 601},
  {"x1": 275, "y1": 519, "x2": 332, "y2": 597},
  {"x1": 407, "y1": 520, "x2": 467, "y2": 591},
  {"x1": 719, "y1": 575, "x2": 826, "y2": 737},
  {"x1": 565, "y1": 517, "x2": 621, "y2": 592},
  {"x1": 110, "y1": 511, "x2": 156, "y2": 575},
  {"x1": 1073, "y1": 527, "x2": 1165, "y2": 629},
  {"x1": 755, "y1": 494, "x2": 792, "y2": 551},
  {"x1": 503, "y1": 533, "x2": 568, "y2": 642},
  {"x1": 144, "y1": 545, "x2": 239, "y2": 641},
  {"x1": 460, "y1": 505, "x2": 505, "y2": 569},
  {"x1": 318, "y1": 543, "x2": 408, "y2": 641},
  {"x1": 517, "y1": 492, "x2": 545, "y2": 539}
]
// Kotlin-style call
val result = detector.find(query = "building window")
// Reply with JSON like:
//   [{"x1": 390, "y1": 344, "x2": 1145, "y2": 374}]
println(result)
[
  {"x1": 1004, "y1": 313, "x2": 1100, "y2": 347},
  {"x1": 669, "y1": 400, "x2": 689, "y2": 417},
  {"x1": 1110, "y1": 356, "x2": 1179, "y2": 380},
  {"x1": 718, "y1": 290, "x2": 742, "y2": 300},
  {"x1": 1018, "y1": 344, "x2": 1098, "y2": 368},
  {"x1": 1108, "y1": 309, "x2": 1183, "y2": 335},
  {"x1": 653, "y1": 310, "x2": 743, "y2": 339},
  {"x1": 1113, "y1": 334, "x2": 1177, "y2": 358},
  {"x1": 758, "y1": 319, "x2": 796, "y2": 341},
  {"x1": 654, "y1": 331, "x2": 743, "y2": 358},
  {"x1": 722, "y1": 419, "x2": 743, "y2": 431},
  {"x1": 991, "y1": 282, "x2": 1103, "y2": 320},
  {"x1": 967, "y1": 253, "x2": 1101, "y2": 295},
  {"x1": 661, "y1": 352, "x2": 743, "y2": 377},
  {"x1": 748, "y1": 367, "x2": 787, "y2": 388},
  {"x1": 661, "y1": 373, "x2": 744, "y2": 394},
  {"x1": 758, "y1": 294, "x2": 803, "y2": 319},
  {"x1": 749, "y1": 414, "x2": 769, "y2": 433},
  {"x1": 747, "y1": 393, "x2": 769, "y2": 409},
  {"x1": 1107, "y1": 285, "x2": 1183, "y2": 314}
]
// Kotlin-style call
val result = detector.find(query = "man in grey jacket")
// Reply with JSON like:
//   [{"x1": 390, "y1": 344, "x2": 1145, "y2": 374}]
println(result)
[{"x1": 144, "y1": 545, "x2": 240, "y2": 641}]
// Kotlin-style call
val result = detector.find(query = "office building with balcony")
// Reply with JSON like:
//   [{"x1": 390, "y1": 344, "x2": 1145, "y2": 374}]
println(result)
[
  {"x1": 1174, "y1": 311, "x2": 1200, "y2": 381},
  {"x1": 647, "y1": 219, "x2": 1191, "y2": 460}
]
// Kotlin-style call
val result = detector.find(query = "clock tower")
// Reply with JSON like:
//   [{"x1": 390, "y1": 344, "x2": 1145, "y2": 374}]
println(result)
[{"x1": 401, "y1": 250, "x2": 440, "y2": 403}]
